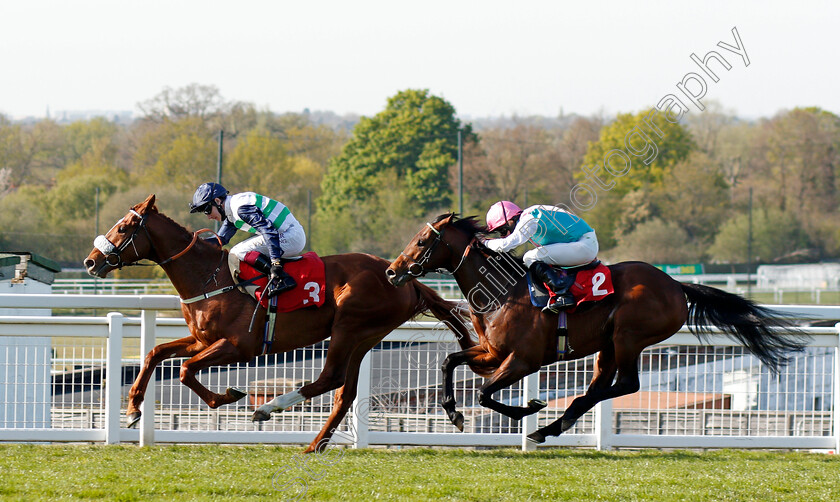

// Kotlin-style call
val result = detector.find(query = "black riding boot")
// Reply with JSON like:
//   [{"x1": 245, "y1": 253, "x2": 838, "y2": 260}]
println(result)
[
  {"x1": 251, "y1": 254, "x2": 297, "y2": 297},
  {"x1": 529, "y1": 262, "x2": 576, "y2": 313}
]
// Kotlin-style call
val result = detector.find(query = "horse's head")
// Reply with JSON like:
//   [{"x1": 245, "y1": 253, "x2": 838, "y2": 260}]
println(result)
[
  {"x1": 84, "y1": 194, "x2": 159, "y2": 278},
  {"x1": 386, "y1": 213, "x2": 479, "y2": 287}
]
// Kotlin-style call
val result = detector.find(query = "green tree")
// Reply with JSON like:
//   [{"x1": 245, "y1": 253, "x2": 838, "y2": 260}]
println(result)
[
  {"x1": 649, "y1": 151, "x2": 730, "y2": 244},
  {"x1": 610, "y1": 218, "x2": 704, "y2": 263},
  {"x1": 320, "y1": 89, "x2": 471, "y2": 218},
  {"x1": 577, "y1": 110, "x2": 695, "y2": 248},
  {"x1": 708, "y1": 207, "x2": 811, "y2": 263},
  {"x1": 47, "y1": 174, "x2": 124, "y2": 222},
  {"x1": 63, "y1": 118, "x2": 120, "y2": 167},
  {"x1": 131, "y1": 117, "x2": 217, "y2": 191},
  {"x1": 317, "y1": 89, "x2": 472, "y2": 253}
]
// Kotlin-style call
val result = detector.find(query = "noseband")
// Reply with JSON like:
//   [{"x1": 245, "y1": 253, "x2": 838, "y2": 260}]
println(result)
[{"x1": 93, "y1": 210, "x2": 151, "y2": 271}]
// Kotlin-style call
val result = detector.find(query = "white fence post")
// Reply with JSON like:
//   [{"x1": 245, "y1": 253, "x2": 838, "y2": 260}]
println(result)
[
  {"x1": 595, "y1": 399, "x2": 613, "y2": 451},
  {"x1": 521, "y1": 371, "x2": 539, "y2": 451},
  {"x1": 105, "y1": 313, "x2": 123, "y2": 445},
  {"x1": 140, "y1": 309, "x2": 156, "y2": 447},
  {"x1": 835, "y1": 323, "x2": 840, "y2": 454},
  {"x1": 352, "y1": 351, "x2": 371, "y2": 449}
]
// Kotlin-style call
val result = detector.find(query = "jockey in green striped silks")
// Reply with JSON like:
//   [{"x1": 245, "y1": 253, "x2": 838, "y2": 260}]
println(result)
[{"x1": 190, "y1": 182, "x2": 305, "y2": 297}]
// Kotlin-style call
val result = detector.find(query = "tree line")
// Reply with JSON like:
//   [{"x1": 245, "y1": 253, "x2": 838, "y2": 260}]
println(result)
[{"x1": 1, "y1": 84, "x2": 838, "y2": 276}]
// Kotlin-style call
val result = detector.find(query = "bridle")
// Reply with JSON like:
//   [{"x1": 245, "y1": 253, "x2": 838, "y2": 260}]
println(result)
[
  {"x1": 93, "y1": 209, "x2": 222, "y2": 277},
  {"x1": 399, "y1": 222, "x2": 471, "y2": 278}
]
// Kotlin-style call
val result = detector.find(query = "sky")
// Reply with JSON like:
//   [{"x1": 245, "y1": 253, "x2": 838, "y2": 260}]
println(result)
[{"x1": 1, "y1": 0, "x2": 838, "y2": 121}]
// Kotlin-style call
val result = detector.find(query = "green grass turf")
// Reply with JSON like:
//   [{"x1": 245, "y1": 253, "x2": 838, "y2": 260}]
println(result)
[{"x1": 1, "y1": 445, "x2": 838, "y2": 501}]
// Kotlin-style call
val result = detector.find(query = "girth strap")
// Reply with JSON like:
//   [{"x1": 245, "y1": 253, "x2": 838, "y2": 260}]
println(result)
[{"x1": 180, "y1": 275, "x2": 264, "y2": 304}]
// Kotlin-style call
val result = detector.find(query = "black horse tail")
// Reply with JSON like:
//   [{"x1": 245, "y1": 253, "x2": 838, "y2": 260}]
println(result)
[
  {"x1": 412, "y1": 281, "x2": 476, "y2": 350},
  {"x1": 681, "y1": 283, "x2": 808, "y2": 374}
]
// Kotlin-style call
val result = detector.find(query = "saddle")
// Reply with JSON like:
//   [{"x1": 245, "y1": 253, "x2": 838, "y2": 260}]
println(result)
[
  {"x1": 228, "y1": 251, "x2": 326, "y2": 311},
  {"x1": 526, "y1": 259, "x2": 613, "y2": 312}
]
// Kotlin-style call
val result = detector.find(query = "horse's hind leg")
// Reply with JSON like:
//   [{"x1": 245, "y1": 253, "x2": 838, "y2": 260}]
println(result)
[
  {"x1": 252, "y1": 331, "x2": 362, "y2": 422},
  {"x1": 179, "y1": 338, "x2": 251, "y2": 408},
  {"x1": 126, "y1": 336, "x2": 200, "y2": 427},
  {"x1": 527, "y1": 349, "x2": 639, "y2": 444},
  {"x1": 302, "y1": 337, "x2": 381, "y2": 453},
  {"x1": 475, "y1": 353, "x2": 546, "y2": 421}
]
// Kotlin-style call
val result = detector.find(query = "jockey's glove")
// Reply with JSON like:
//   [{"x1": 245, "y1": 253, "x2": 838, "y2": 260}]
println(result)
[{"x1": 269, "y1": 262, "x2": 284, "y2": 280}]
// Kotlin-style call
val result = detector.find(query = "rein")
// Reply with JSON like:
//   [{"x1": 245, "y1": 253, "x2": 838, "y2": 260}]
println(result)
[
  {"x1": 160, "y1": 227, "x2": 221, "y2": 265},
  {"x1": 400, "y1": 222, "x2": 472, "y2": 277},
  {"x1": 94, "y1": 211, "x2": 234, "y2": 303}
]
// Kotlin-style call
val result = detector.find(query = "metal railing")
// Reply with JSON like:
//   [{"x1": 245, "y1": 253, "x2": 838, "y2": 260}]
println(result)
[
  {"x1": 0, "y1": 294, "x2": 838, "y2": 451},
  {"x1": 52, "y1": 276, "x2": 840, "y2": 305}
]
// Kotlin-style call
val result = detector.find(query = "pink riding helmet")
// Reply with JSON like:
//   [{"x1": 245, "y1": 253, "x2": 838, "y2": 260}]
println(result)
[{"x1": 486, "y1": 201, "x2": 523, "y2": 231}]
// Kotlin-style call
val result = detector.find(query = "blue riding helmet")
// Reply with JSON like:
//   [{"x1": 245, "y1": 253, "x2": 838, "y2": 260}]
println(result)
[{"x1": 189, "y1": 182, "x2": 229, "y2": 213}]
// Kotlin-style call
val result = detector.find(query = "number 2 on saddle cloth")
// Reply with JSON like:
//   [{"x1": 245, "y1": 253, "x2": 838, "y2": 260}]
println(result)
[
  {"x1": 527, "y1": 261, "x2": 615, "y2": 313},
  {"x1": 238, "y1": 251, "x2": 327, "y2": 312}
]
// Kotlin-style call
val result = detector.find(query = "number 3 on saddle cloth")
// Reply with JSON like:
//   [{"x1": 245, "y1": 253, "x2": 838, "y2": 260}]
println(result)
[{"x1": 235, "y1": 250, "x2": 326, "y2": 311}]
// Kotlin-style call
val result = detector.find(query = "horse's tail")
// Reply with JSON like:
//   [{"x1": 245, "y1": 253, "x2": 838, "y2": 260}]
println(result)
[
  {"x1": 681, "y1": 283, "x2": 808, "y2": 374},
  {"x1": 412, "y1": 281, "x2": 476, "y2": 350}
]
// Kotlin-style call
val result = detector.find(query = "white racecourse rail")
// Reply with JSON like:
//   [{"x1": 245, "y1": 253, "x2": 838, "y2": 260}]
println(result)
[{"x1": 0, "y1": 294, "x2": 838, "y2": 452}]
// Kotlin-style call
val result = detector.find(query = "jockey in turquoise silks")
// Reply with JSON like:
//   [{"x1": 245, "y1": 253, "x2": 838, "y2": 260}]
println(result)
[
  {"x1": 189, "y1": 182, "x2": 305, "y2": 297},
  {"x1": 483, "y1": 201, "x2": 599, "y2": 313}
]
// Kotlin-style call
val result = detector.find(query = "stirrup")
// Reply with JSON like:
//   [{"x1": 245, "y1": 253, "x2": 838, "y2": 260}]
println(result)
[
  {"x1": 267, "y1": 275, "x2": 296, "y2": 298},
  {"x1": 543, "y1": 294, "x2": 574, "y2": 313}
]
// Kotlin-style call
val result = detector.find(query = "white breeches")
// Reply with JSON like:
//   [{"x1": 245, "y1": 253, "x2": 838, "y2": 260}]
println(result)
[
  {"x1": 523, "y1": 231, "x2": 599, "y2": 268},
  {"x1": 229, "y1": 223, "x2": 306, "y2": 261}
]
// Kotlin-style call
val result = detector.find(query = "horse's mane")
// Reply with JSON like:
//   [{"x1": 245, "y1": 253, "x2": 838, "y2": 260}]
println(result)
[
  {"x1": 146, "y1": 205, "x2": 192, "y2": 238},
  {"x1": 434, "y1": 213, "x2": 529, "y2": 301},
  {"x1": 145, "y1": 204, "x2": 224, "y2": 253},
  {"x1": 433, "y1": 212, "x2": 488, "y2": 238}
]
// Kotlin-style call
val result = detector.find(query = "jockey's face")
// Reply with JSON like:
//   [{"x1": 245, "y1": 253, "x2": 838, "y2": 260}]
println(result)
[
  {"x1": 204, "y1": 198, "x2": 223, "y2": 222},
  {"x1": 498, "y1": 218, "x2": 516, "y2": 237}
]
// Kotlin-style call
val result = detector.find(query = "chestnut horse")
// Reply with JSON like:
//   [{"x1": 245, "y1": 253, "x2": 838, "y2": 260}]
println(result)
[
  {"x1": 386, "y1": 214, "x2": 806, "y2": 444},
  {"x1": 83, "y1": 195, "x2": 472, "y2": 452}
]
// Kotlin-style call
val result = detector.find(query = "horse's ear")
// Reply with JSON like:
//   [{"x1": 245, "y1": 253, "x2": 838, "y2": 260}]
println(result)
[{"x1": 135, "y1": 194, "x2": 157, "y2": 214}]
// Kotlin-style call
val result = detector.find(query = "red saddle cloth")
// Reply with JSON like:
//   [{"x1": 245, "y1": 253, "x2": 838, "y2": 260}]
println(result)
[
  {"x1": 239, "y1": 251, "x2": 326, "y2": 312},
  {"x1": 568, "y1": 262, "x2": 614, "y2": 308}
]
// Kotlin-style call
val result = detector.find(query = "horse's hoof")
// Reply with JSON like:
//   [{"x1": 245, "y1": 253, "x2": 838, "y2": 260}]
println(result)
[
  {"x1": 227, "y1": 387, "x2": 248, "y2": 401},
  {"x1": 526, "y1": 431, "x2": 546, "y2": 444},
  {"x1": 127, "y1": 412, "x2": 141, "y2": 428},
  {"x1": 528, "y1": 399, "x2": 548, "y2": 411},
  {"x1": 252, "y1": 410, "x2": 271, "y2": 422},
  {"x1": 450, "y1": 412, "x2": 464, "y2": 432}
]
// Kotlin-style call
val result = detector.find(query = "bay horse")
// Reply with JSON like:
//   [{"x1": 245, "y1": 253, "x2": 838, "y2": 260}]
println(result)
[
  {"x1": 386, "y1": 214, "x2": 806, "y2": 444},
  {"x1": 83, "y1": 195, "x2": 473, "y2": 452}
]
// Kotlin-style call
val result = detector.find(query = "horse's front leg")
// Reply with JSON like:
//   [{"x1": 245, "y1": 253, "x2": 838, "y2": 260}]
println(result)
[
  {"x1": 126, "y1": 336, "x2": 201, "y2": 427},
  {"x1": 179, "y1": 338, "x2": 251, "y2": 408},
  {"x1": 441, "y1": 345, "x2": 499, "y2": 431}
]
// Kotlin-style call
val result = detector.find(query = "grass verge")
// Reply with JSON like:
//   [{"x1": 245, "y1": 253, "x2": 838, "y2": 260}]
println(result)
[{"x1": 1, "y1": 445, "x2": 838, "y2": 501}]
